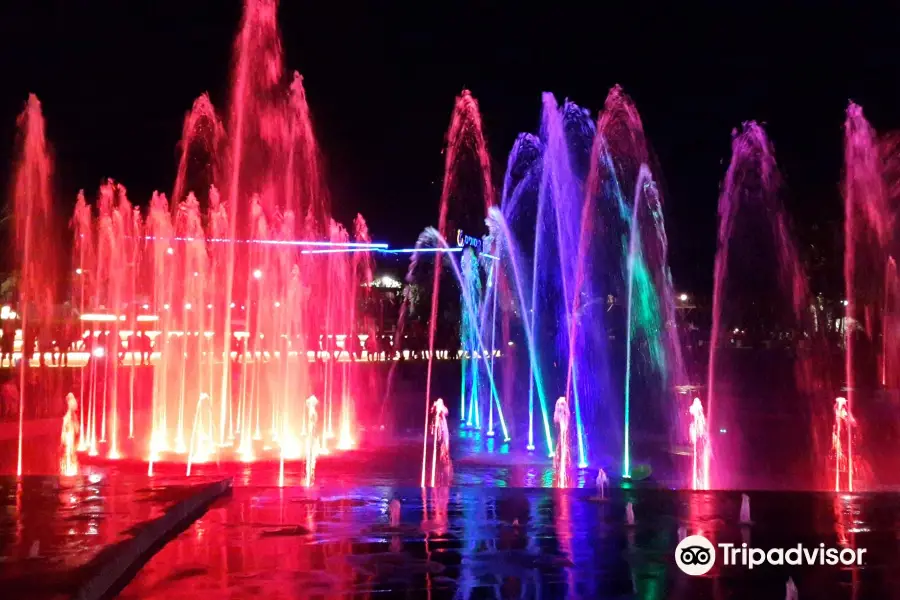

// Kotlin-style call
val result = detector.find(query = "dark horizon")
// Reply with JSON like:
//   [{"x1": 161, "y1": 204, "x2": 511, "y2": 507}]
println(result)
[{"x1": 2, "y1": 1, "x2": 900, "y2": 294}]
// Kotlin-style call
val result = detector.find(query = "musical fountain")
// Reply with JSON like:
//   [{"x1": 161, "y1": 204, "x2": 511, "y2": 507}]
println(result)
[
  {"x1": 8, "y1": 0, "x2": 377, "y2": 484},
  {"x1": 6, "y1": 1, "x2": 900, "y2": 598},
  {"x1": 3, "y1": 0, "x2": 900, "y2": 497}
]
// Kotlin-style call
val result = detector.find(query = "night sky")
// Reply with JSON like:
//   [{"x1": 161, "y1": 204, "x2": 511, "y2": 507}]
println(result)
[{"x1": 2, "y1": 1, "x2": 900, "y2": 293}]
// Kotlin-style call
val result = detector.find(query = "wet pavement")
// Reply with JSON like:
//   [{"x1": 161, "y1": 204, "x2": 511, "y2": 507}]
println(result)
[
  {"x1": 0, "y1": 472, "x2": 227, "y2": 599},
  {"x1": 118, "y1": 478, "x2": 900, "y2": 599},
  {"x1": 4, "y1": 437, "x2": 900, "y2": 598}
]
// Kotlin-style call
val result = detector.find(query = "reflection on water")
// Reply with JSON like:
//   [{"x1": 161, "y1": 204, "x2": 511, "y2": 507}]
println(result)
[
  {"x1": 5, "y1": 441, "x2": 900, "y2": 599},
  {"x1": 118, "y1": 481, "x2": 900, "y2": 600},
  {"x1": 0, "y1": 472, "x2": 220, "y2": 598}
]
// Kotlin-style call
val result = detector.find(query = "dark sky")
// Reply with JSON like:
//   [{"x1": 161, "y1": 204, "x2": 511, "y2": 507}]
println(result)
[{"x1": 2, "y1": 1, "x2": 900, "y2": 292}]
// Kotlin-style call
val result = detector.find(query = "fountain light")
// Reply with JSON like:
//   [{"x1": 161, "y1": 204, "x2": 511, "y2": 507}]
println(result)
[
  {"x1": 80, "y1": 313, "x2": 118, "y2": 322},
  {"x1": 145, "y1": 236, "x2": 388, "y2": 248},
  {"x1": 679, "y1": 293, "x2": 688, "y2": 302},
  {"x1": 301, "y1": 248, "x2": 377, "y2": 255},
  {"x1": 75, "y1": 268, "x2": 83, "y2": 275},
  {"x1": 253, "y1": 268, "x2": 262, "y2": 279},
  {"x1": 166, "y1": 247, "x2": 174, "y2": 255},
  {"x1": 381, "y1": 247, "x2": 463, "y2": 254}
]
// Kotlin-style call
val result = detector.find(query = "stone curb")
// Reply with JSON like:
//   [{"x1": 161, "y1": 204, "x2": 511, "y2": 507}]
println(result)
[{"x1": 72, "y1": 478, "x2": 232, "y2": 600}]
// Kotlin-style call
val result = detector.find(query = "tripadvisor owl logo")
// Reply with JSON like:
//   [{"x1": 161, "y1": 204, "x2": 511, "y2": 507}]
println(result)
[
  {"x1": 675, "y1": 535, "x2": 716, "y2": 575},
  {"x1": 675, "y1": 534, "x2": 867, "y2": 575}
]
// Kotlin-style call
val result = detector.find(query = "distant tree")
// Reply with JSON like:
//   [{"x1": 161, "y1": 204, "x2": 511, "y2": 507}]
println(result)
[
  {"x1": 403, "y1": 283, "x2": 421, "y2": 316},
  {"x1": 0, "y1": 272, "x2": 17, "y2": 304}
]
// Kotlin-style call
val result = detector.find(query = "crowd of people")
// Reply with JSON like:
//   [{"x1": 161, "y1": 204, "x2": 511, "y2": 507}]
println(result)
[
  {"x1": 0, "y1": 321, "x2": 155, "y2": 368},
  {"x1": 0, "y1": 320, "x2": 443, "y2": 370}
]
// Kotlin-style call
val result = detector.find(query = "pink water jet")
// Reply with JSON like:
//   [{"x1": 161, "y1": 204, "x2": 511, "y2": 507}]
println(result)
[
  {"x1": 707, "y1": 122, "x2": 809, "y2": 488},
  {"x1": 841, "y1": 102, "x2": 895, "y2": 491},
  {"x1": 11, "y1": 95, "x2": 60, "y2": 476},
  {"x1": 428, "y1": 397, "x2": 451, "y2": 487},
  {"x1": 553, "y1": 396, "x2": 571, "y2": 488},
  {"x1": 688, "y1": 397, "x2": 709, "y2": 490},
  {"x1": 421, "y1": 90, "x2": 495, "y2": 487},
  {"x1": 304, "y1": 394, "x2": 319, "y2": 487},
  {"x1": 60, "y1": 393, "x2": 79, "y2": 476},
  {"x1": 832, "y1": 396, "x2": 855, "y2": 492},
  {"x1": 9, "y1": 0, "x2": 372, "y2": 475}
]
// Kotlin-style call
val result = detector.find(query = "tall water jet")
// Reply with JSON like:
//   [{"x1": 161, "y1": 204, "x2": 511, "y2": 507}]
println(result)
[
  {"x1": 72, "y1": 192, "x2": 93, "y2": 451},
  {"x1": 535, "y1": 94, "x2": 587, "y2": 463},
  {"x1": 421, "y1": 90, "x2": 494, "y2": 486},
  {"x1": 707, "y1": 122, "x2": 809, "y2": 488},
  {"x1": 3, "y1": 0, "x2": 374, "y2": 480},
  {"x1": 489, "y1": 85, "x2": 684, "y2": 476},
  {"x1": 841, "y1": 103, "x2": 892, "y2": 491},
  {"x1": 216, "y1": 0, "x2": 330, "y2": 448},
  {"x1": 592, "y1": 86, "x2": 686, "y2": 479},
  {"x1": 11, "y1": 95, "x2": 60, "y2": 476}
]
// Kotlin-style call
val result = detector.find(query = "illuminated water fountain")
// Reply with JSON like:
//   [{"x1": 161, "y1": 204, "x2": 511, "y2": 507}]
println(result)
[
  {"x1": 840, "y1": 102, "x2": 900, "y2": 491},
  {"x1": 10, "y1": 0, "x2": 374, "y2": 477},
  {"x1": 595, "y1": 468, "x2": 608, "y2": 498},
  {"x1": 706, "y1": 122, "x2": 813, "y2": 489},
  {"x1": 688, "y1": 397, "x2": 709, "y2": 490},
  {"x1": 739, "y1": 493, "x2": 752, "y2": 525},
  {"x1": 10, "y1": 0, "x2": 898, "y2": 495},
  {"x1": 460, "y1": 248, "x2": 484, "y2": 429},
  {"x1": 60, "y1": 393, "x2": 79, "y2": 477},
  {"x1": 482, "y1": 87, "x2": 686, "y2": 477},
  {"x1": 11, "y1": 95, "x2": 60, "y2": 476},
  {"x1": 391, "y1": 85, "x2": 690, "y2": 484},
  {"x1": 428, "y1": 397, "x2": 452, "y2": 486},
  {"x1": 832, "y1": 396, "x2": 855, "y2": 492},
  {"x1": 304, "y1": 394, "x2": 319, "y2": 487},
  {"x1": 553, "y1": 396, "x2": 571, "y2": 487}
]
